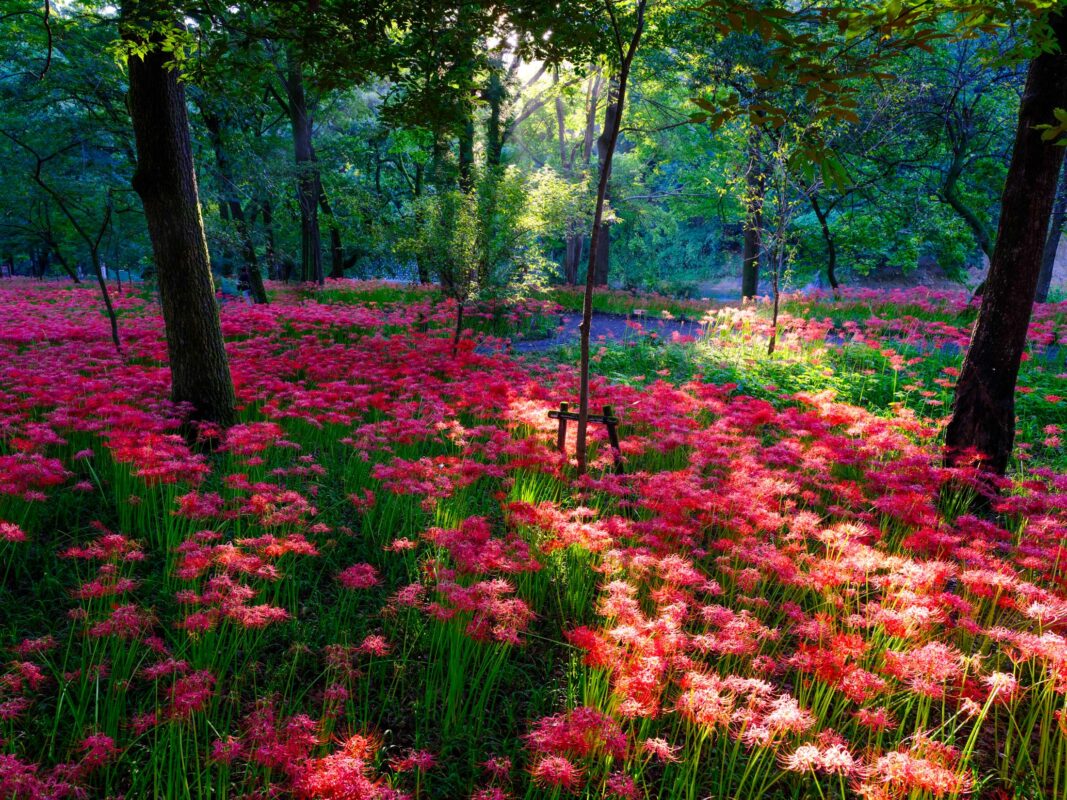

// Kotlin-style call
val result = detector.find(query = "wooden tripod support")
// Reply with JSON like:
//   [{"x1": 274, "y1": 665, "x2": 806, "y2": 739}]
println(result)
[{"x1": 548, "y1": 401, "x2": 623, "y2": 474}]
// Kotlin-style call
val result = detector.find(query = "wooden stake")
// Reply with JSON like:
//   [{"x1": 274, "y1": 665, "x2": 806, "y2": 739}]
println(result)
[
  {"x1": 603, "y1": 405, "x2": 623, "y2": 474},
  {"x1": 556, "y1": 401, "x2": 569, "y2": 453}
]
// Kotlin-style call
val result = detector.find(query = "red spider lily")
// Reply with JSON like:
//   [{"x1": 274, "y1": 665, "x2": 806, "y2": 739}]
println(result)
[
  {"x1": 167, "y1": 670, "x2": 216, "y2": 719},
  {"x1": 423, "y1": 516, "x2": 541, "y2": 574},
  {"x1": 525, "y1": 706, "x2": 627, "y2": 760},
  {"x1": 338, "y1": 563, "x2": 382, "y2": 590},
  {"x1": 389, "y1": 748, "x2": 436, "y2": 772},
  {"x1": 0, "y1": 521, "x2": 26, "y2": 542},
  {"x1": 294, "y1": 734, "x2": 404, "y2": 800},
  {"x1": 529, "y1": 755, "x2": 584, "y2": 792}
]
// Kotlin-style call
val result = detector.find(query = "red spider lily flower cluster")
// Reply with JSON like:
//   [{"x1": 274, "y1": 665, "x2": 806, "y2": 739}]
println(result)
[{"x1": 0, "y1": 280, "x2": 1064, "y2": 799}]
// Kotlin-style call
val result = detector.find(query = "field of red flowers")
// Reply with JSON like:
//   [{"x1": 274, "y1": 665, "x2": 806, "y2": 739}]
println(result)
[{"x1": 1, "y1": 280, "x2": 1065, "y2": 800}]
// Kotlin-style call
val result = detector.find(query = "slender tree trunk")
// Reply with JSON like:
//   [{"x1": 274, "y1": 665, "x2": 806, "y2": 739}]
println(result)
[
  {"x1": 261, "y1": 197, "x2": 278, "y2": 280},
  {"x1": 412, "y1": 163, "x2": 430, "y2": 284},
  {"x1": 125, "y1": 15, "x2": 237, "y2": 429},
  {"x1": 318, "y1": 184, "x2": 345, "y2": 279},
  {"x1": 451, "y1": 301, "x2": 464, "y2": 357},
  {"x1": 946, "y1": 15, "x2": 1067, "y2": 477},
  {"x1": 941, "y1": 150, "x2": 995, "y2": 259},
  {"x1": 458, "y1": 115, "x2": 475, "y2": 192},
  {"x1": 204, "y1": 122, "x2": 236, "y2": 280},
  {"x1": 592, "y1": 79, "x2": 619, "y2": 287},
  {"x1": 90, "y1": 248, "x2": 121, "y2": 353},
  {"x1": 742, "y1": 138, "x2": 765, "y2": 300},
  {"x1": 31, "y1": 247, "x2": 47, "y2": 279},
  {"x1": 43, "y1": 233, "x2": 80, "y2": 283},
  {"x1": 284, "y1": 49, "x2": 323, "y2": 285},
  {"x1": 810, "y1": 195, "x2": 839, "y2": 292},
  {"x1": 555, "y1": 75, "x2": 580, "y2": 285},
  {"x1": 202, "y1": 111, "x2": 267, "y2": 303},
  {"x1": 486, "y1": 64, "x2": 506, "y2": 169},
  {"x1": 767, "y1": 191, "x2": 787, "y2": 356},
  {"x1": 576, "y1": 3, "x2": 645, "y2": 475},
  {"x1": 564, "y1": 237, "x2": 583, "y2": 284},
  {"x1": 1037, "y1": 157, "x2": 1067, "y2": 303},
  {"x1": 557, "y1": 71, "x2": 600, "y2": 285}
]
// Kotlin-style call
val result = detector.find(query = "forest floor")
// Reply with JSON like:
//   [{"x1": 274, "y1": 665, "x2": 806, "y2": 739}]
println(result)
[{"x1": 0, "y1": 279, "x2": 1065, "y2": 800}]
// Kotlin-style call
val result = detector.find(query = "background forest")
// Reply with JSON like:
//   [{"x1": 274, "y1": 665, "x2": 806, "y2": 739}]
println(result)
[{"x1": 0, "y1": 0, "x2": 1054, "y2": 301}]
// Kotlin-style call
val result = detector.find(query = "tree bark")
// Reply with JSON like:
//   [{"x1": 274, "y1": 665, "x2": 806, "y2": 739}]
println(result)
[
  {"x1": 592, "y1": 79, "x2": 619, "y2": 287},
  {"x1": 318, "y1": 183, "x2": 345, "y2": 280},
  {"x1": 945, "y1": 15, "x2": 1067, "y2": 477},
  {"x1": 564, "y1": 237, "x2": 583, "y2": 284},
  {"x1": 42, "y1": 232, "x2": 80, "y2": 283},
  {"x1": 742, "y1": 139, "x2": 764, "y2": 300},
  {"x1": 810, "y1": 195, "x2": 839, "y2": 291},
  {"x1": 485, "y1": 63, "x2": 506, "y2": 169},
  {"x1": 283, "y1": 49, "x2": 323, "y2": 285},
  {"x1": 125, "y1": 16, "x2": 237, "y2": 429},
  {"x1": 261, "y1": 197, "x2": 279, "y2": 280},
  {"x1": 458, "y1": 115, "x2": 475, "y2": 192},
  {"x1": 1037, "y1": 157, "x2": 1067, "y2": 303},
  {"x1": 202, "y1": 110, "x2": 268, "y2": 303},
  {"x1": 576, "y1": 4, "x2": 645, "y2": 475},
  {"x1": 557, "y1": 70, "x2": 600, "y2": 285},
  {"x1": 941, "y1": 150, "x2": 995, "y2": 259}
]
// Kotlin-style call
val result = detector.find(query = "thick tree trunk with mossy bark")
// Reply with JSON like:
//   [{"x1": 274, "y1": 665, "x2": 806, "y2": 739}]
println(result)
[
  {"x1": 946, "y1": 15, "x2": 1067, "y2": 477},
  {"x1": 125, "y1": 20, "x2": 237, "y2": 430}
]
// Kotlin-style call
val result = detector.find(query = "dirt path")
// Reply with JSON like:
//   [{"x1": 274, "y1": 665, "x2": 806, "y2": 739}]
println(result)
[{"x1": 513, "y1": 311, "x2": 709, "y2": 353}]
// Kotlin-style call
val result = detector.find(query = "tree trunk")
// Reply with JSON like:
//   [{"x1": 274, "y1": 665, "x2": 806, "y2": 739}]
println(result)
[
  {"x1": 43, "y1": 233, "x2": 80, "y2": 283},
  {"x1": 451, "y1": 301, "x2": 465, "y2": 357},
  {"x1": 31, "y1": 247, "x2": 48, "y2": 279},
  {"x1": 557, "y1": 70, "x2": 599, "y2": 286},
  {"x1": 767, "y1": 184, "x2": 788, "y2": 356},
  {"x1": 564, "y1": 236, "x2": 583, "y2": 284},
  {"x1": 941, "y1": 149, "x2": 995, "y2": 259},
  {"x1": 458, "y1": 115, "x2": 475, "y2": 192},
  {"x1": 742, "y1": 139, "x2": 765, "y2": 300},
  {"x1": 261, "y1": 197, "x2": 278, "y2": 280},
  {"x1": 810, "y1": 195, "x2": 839, "y2": 291},
  {"x1": 202, "y1": 111, "x2": 268, "y2": 303},
  {"x1": 592, "y1": 79, "x2": 619, "y2": 288},
  {"x1": 1037, "y1": 157, "x2": 1067, "y2": 303},
  {"x1": 945, "y1": 15, "x2": 1067, "y2": 477},
  {"x1": 486, "y1": 65, "x2": 506, "y2": 169},
  {"x1": 593, "y1": 220, "x2": 610, "y2": 286},
  {"x1": 125, "y1": 16, "x2": 237, "y2": 429},
  {"x1": 318, "y1": 184, "x2": 345, "y2": 279},
  {"x1": 576, "y1": 5, "x2": 646, "y2": 475},
  {"x1": 284, "y1": 49, "x2": 323, "y2": 285}
]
